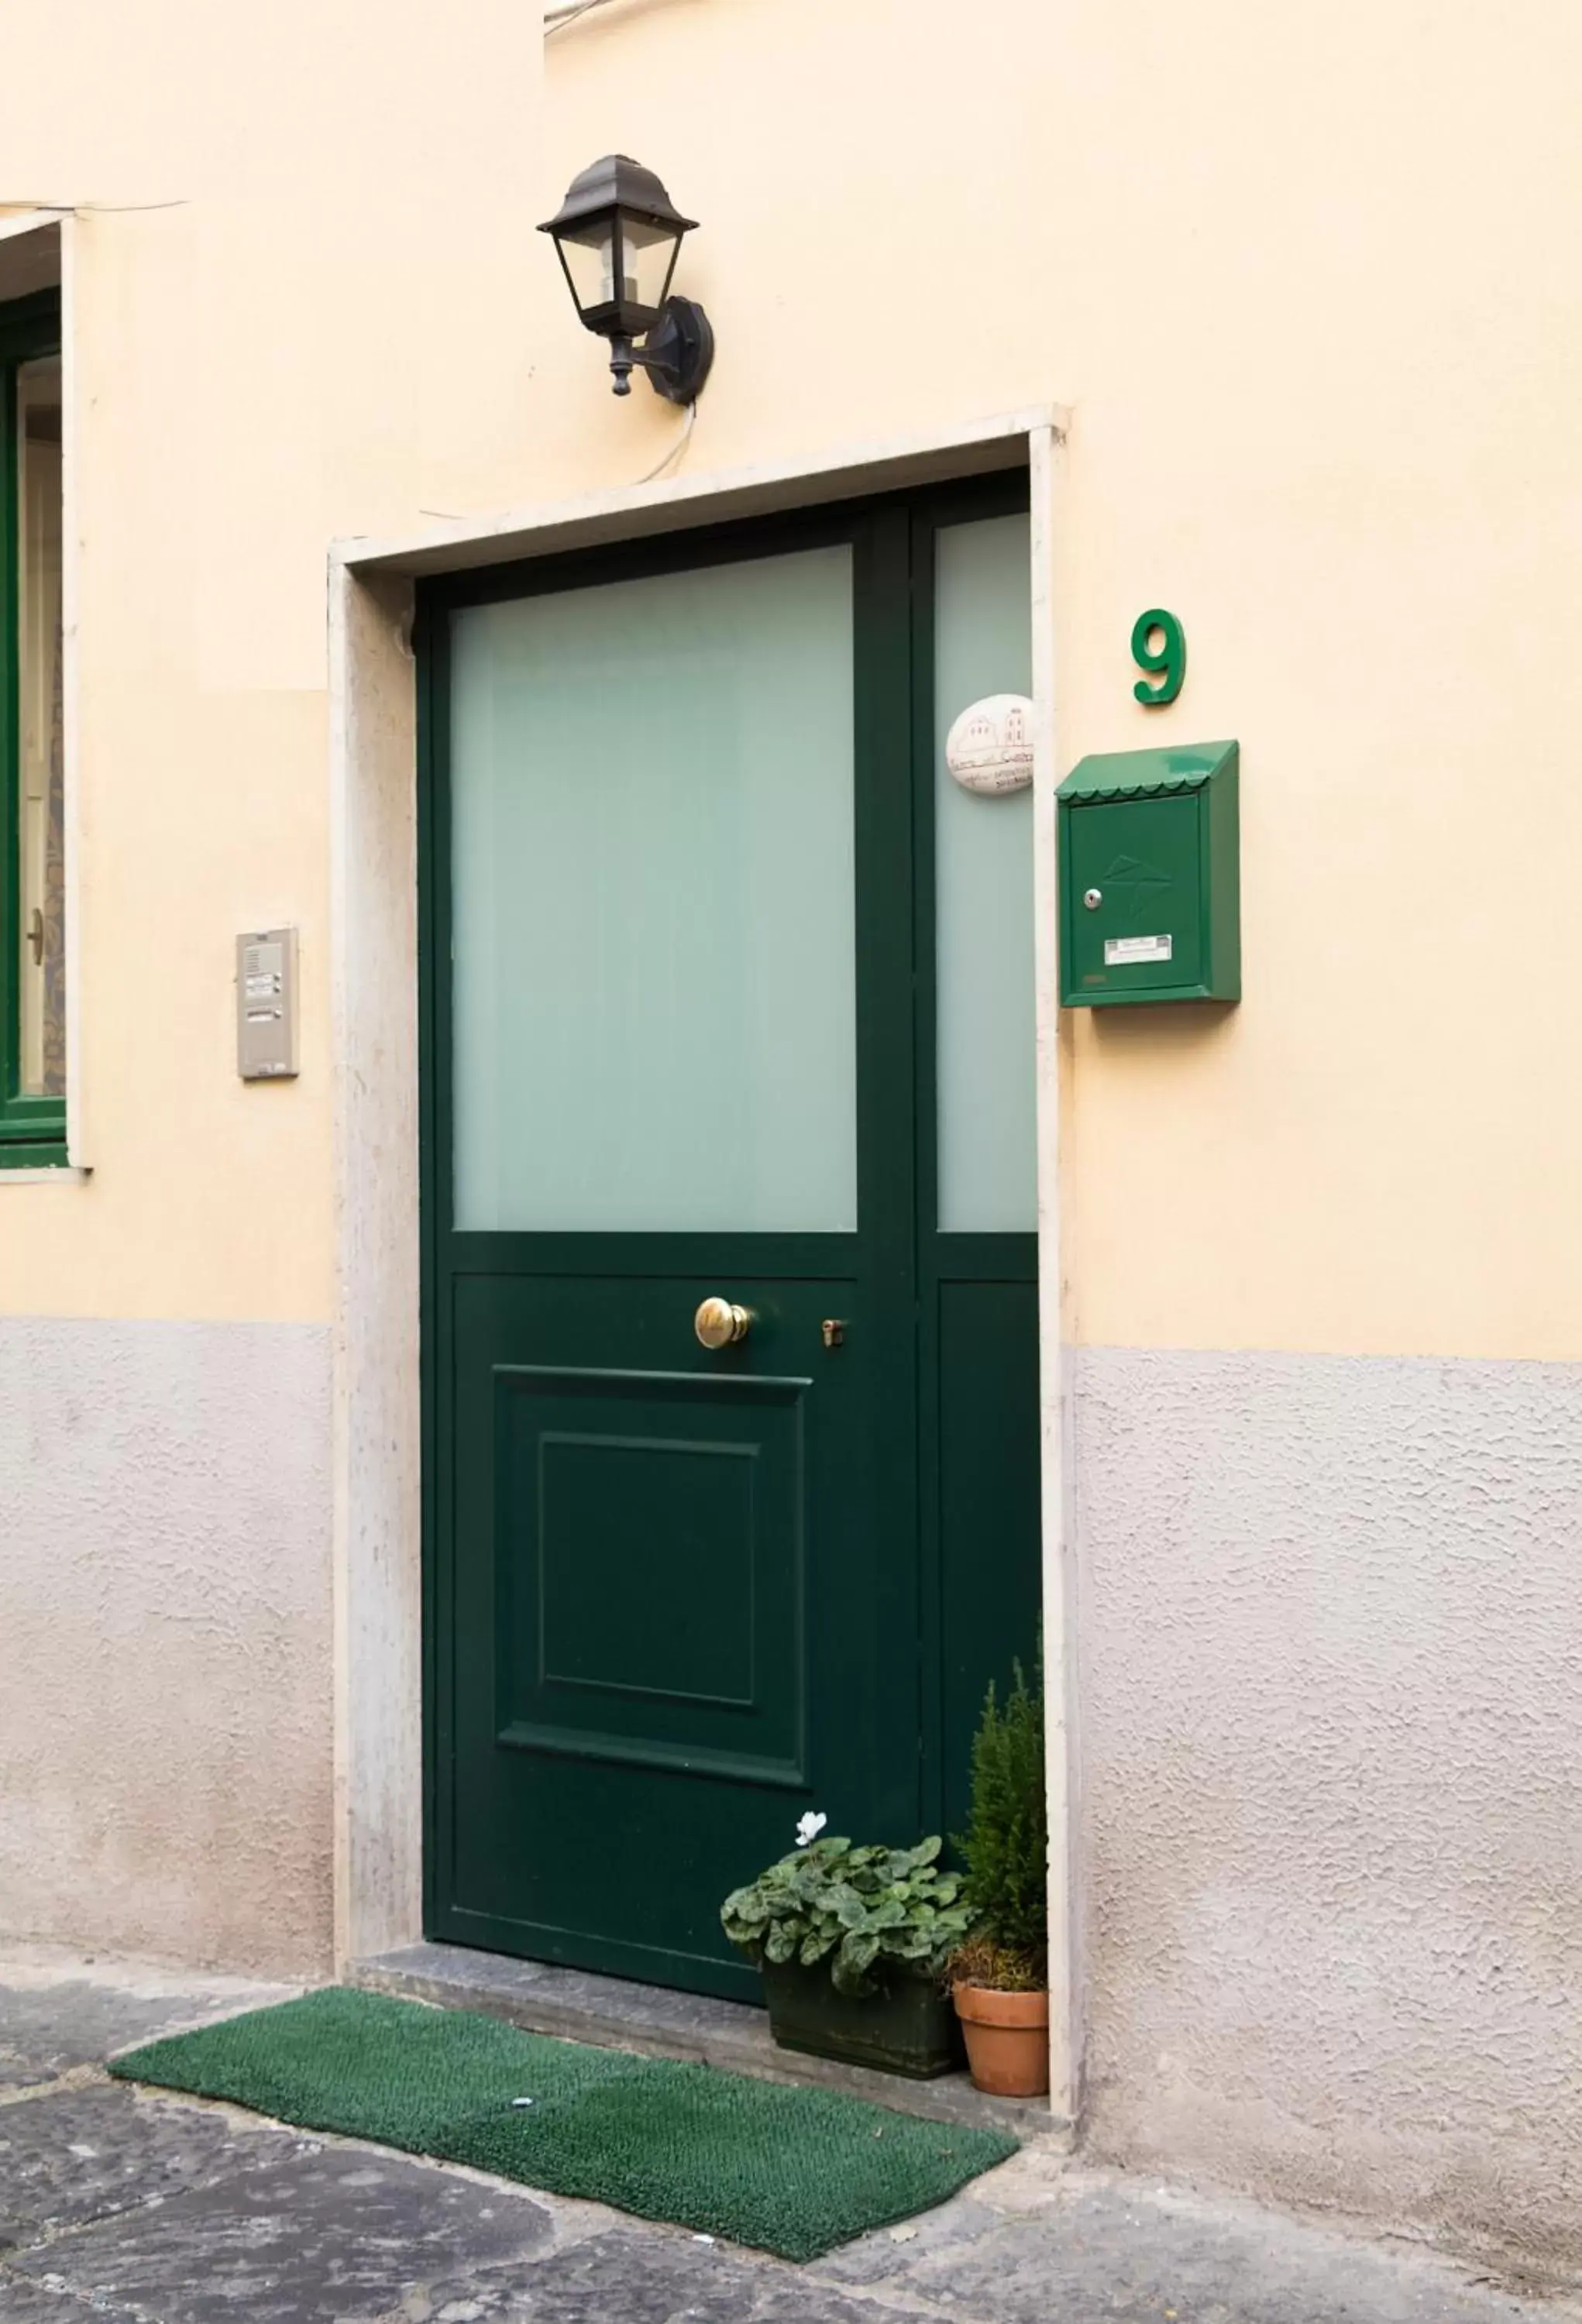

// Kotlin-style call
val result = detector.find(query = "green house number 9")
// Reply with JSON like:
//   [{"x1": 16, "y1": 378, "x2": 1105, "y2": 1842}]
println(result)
[{"x1": 1131, "y1": 608, "x2": 1186, "y2": 706}]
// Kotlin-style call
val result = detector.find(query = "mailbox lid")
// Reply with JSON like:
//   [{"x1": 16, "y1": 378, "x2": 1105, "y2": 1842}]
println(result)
[
  {"x1": 1057, "y1": 738, "x2": 1236, "y2": 805},
  {"x1": 1064, "y1": 792, "x2": 1202, "y2": 999}
]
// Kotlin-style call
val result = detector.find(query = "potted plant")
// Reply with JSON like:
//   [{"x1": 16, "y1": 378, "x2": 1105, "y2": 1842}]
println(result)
[
  {"x1": 951, "y1": 1660, "x2": 1050, "y2": 2096},
  {"x1": 720, "y1": 1815, "x2": 973, "y2": 2078}
]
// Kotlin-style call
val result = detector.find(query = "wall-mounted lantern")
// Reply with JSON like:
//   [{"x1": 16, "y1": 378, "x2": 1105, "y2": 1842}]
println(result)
[{"x1": 538, "y1": 154, "x2": 715, "y2": 403}]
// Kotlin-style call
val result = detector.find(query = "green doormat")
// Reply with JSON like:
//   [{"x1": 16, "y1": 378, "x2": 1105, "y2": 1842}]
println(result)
[{"x1": 109, "y1": 1986, "x2": 1017, "y2": 2262}]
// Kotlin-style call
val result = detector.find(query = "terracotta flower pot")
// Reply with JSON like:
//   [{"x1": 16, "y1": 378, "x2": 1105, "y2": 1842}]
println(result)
[{"x1": 952, "y1": 1981, "x2": 1050, "y2": 2097}]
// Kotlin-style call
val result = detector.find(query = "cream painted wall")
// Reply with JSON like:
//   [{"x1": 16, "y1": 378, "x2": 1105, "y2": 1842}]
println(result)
[
  {"x1": 0, "y1": 0, "x2": 544, "y2": 1322},
  {"x1": 3, "y1": 0, "x2": 1575, "y2": 1353},
  {"x1": 535, "y1": 0, "x2": 1582, "y2": 1366}
]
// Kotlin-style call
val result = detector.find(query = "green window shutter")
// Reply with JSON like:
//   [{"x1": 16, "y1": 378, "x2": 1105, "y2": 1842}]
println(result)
[{"x1": 0, "y1": 287, "x2": 67, "y2": 1160}]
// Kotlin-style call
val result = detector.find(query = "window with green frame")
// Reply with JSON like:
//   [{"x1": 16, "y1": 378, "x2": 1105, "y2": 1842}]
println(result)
[{"x1": 0, "y1": 289, "x2": 65, "y2": 1163}]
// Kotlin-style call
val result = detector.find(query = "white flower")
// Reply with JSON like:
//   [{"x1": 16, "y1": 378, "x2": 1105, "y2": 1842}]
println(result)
[{"x1": 795, "y1": 1810, "x2": 828, "y2": 1849}]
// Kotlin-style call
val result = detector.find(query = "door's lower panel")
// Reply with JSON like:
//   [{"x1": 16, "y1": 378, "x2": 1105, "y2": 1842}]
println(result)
[{"x1": 493, "y1": 1365, "x2": 809, "y2": 1786}]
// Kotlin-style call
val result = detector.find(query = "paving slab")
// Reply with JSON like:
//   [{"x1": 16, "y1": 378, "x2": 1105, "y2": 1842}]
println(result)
[
  {"x1": 0, "y1": 2275, "x2": 139, "y2": 2319},
  {"x1": 0, "y1": 1947, "x2": 292, "y2": 2093},
  {"x1": 813, "y1": 2166, "x2": 1563, "y2": 2322},
  {"x1": 446, "y1": 2220, "x2": 946, "y2": 2323},
  {"x1": 0, "y1": 2081, "x2": 298, "y2": 2249},
  {"x1": 9, "y1": 2141, "x2": 559, "y2": 2322}
]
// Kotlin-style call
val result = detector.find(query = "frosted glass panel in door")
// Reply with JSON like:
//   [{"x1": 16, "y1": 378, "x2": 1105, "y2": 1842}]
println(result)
[
  {"x1": 450, "y1": 546, "x2": 857, "y2": 1231},
  {"x1": 934, "y1": 514, "x2": 1036, "y2": 1232}
]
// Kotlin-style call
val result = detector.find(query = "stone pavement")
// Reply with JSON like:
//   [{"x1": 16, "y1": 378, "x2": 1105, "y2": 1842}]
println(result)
[{"x1": 2, "y1": 1950, "x2": 1577, "y2": 2324}]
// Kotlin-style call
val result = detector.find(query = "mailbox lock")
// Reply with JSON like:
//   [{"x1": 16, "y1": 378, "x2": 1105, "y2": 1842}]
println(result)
[{"x1": 1083, "y1": 888, "x2": 1103, "y2": 911}]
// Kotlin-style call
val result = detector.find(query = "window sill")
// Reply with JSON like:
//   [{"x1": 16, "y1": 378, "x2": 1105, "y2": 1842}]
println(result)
[{"x1": 0, "y1": 1160, "x2": 88, "y2": 1183}]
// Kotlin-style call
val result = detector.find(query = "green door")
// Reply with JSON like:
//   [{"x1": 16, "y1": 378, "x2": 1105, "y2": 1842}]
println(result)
[{"x1": 420, "y1": 478, "x2": 1040, "y2": 2000}]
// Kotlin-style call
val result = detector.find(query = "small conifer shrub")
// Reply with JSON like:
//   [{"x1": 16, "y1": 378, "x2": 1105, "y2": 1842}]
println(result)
[{"x1": 951, "y1": 1657, "x2": 1047, "y2": 1991}]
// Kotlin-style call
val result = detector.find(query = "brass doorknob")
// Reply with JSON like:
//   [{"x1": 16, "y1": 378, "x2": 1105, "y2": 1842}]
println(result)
[{"x1": 695, "y1": 1296, "x2": 751, "y2": 1349}]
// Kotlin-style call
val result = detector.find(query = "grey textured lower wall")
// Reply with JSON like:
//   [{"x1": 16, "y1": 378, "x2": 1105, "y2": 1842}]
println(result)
[
  {"x1": 1075, "y1": 1345, "x2": 1582, "y2": 2271},
  {"x1": 0, "y1": 1317, "x2": 333, "y2": 1977}
]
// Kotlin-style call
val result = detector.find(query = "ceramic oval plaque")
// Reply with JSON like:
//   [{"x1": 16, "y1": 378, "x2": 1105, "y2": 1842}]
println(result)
[{"x1": 945, "y1": 693, "x2": 1034, "y2": 795}]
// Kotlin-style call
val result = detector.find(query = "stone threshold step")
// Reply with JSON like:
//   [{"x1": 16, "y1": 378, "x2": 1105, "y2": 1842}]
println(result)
[{"x1": 350, "y1": 1941, "x2": 1066, "y2": 2144}]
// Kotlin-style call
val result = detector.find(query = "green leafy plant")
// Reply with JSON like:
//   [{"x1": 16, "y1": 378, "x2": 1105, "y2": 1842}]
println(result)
[
  {"x1": 721, "y1": 1833, "x2": 973, "y2": 1998},
  {"x1": 951, "y1": 1657, "x2": 1047, "y2": 1989}
]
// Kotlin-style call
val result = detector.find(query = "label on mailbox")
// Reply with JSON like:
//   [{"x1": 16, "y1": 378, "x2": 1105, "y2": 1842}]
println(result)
[{"x1": 1104, "y1": 933, "x2": 1173, "y2": 966}]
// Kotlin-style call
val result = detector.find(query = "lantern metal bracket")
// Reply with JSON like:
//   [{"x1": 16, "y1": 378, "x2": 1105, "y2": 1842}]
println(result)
[{"x1": 607, "y1": 295, "x2": 715, "y2": 403}]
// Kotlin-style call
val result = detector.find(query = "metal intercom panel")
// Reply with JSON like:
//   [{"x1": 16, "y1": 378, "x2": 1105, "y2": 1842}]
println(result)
[{"x1": 236, "y1": 928, "x2": 300, "y2": 1080}]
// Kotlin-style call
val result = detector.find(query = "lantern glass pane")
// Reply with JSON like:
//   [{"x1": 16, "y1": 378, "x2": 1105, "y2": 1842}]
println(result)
[
  {"x1": 555, "y1": 218, "x2": 621, "y2": 317},
  {"x1": 618, "y1": 212, "x2": 682, "y2": 312}
]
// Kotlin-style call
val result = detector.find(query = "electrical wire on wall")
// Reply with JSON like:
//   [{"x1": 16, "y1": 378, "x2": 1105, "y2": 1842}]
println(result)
[
  {"x1": 633, "y1": 397, "x2": 696, "y2": 485},
  {"x1": 545, "y1": 0, "x2": 623, "y2": 31},
  {"x1": 546, "y1": 0, "x2": 693, "y2": 39},
  {"x1": 5, "y1": 198, "x2": 189, "y2": 213}
]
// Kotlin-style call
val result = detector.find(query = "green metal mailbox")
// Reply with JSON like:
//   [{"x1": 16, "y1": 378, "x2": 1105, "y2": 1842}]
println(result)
[{"x1": 1057, "y1": 738, "x2": 1240, "y2": 1006}]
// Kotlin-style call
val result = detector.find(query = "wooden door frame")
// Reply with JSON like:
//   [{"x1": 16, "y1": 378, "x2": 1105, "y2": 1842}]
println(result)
[{"x1": 327, "y1": 405, "x2": 1078, "y2": 2119}]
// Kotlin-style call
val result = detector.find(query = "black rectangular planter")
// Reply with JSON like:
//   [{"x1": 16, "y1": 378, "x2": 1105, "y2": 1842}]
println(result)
[{"x1": 760, "y1": 1959, "x2": 964, "y2": 2079}]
